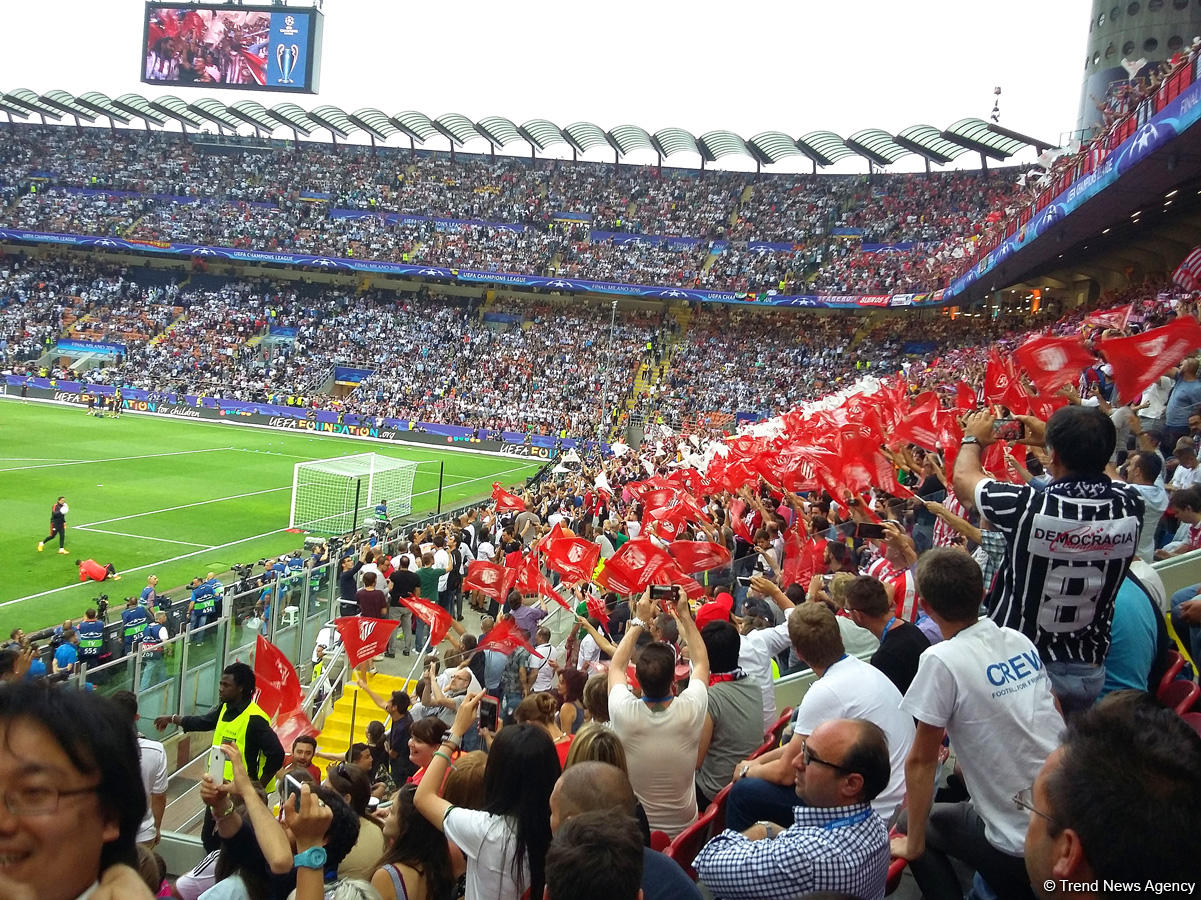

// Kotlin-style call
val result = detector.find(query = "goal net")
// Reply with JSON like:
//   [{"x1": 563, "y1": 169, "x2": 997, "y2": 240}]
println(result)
[{"x1": 290, "y1": 453, "x2": 419, "y2": 534}]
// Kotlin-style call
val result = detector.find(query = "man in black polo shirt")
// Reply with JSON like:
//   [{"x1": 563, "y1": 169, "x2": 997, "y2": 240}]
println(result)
[
  {"x1": 388, "y1": 556, "x2": 420, "y2": 656},
  {"x1": 953, "y1": 405, "x2": 1143, "y2": 714},
  {"x1": 844, "y1": 575, "x2": 930, "y2": 694}
]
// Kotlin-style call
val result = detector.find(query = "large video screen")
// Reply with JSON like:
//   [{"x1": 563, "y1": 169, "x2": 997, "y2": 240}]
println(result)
[{"x1": 142, "y1": 4, "x2": 323, "y2": 93}]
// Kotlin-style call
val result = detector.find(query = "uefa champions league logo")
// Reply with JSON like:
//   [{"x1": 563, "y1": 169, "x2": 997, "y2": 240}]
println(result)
[{"x1": 276, "y1": 44, "x2": 300, "y2": 84}]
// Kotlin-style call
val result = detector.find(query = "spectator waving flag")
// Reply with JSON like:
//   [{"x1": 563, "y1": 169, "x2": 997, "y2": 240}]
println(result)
[
  {"x1": 1084, "y1": 303, "x2": 1134, "y2": 331},
  {"x1": 491, "y1": 482, "x2": 525, "y2": 512},
  {"x1": 1014, "y1": 334, "x2": 1098, "y2": 394},
  {"x1": 253, "y1": 634, "x2": 302, "y2": 720},
  {"x1": 667, "y1": 540, "x2": 731, "y2": 573},
  {"x1": 514, "y1": 555, "x2": 569, "y2": 609},
  {"x1": 543, "y1": 533, "x2": 601, "y2": 584},
  {"x1": 1099, "y1": 316, "x2": 1201, "y2": 402},
  {"x1": 478, "y1": 616, "x2": 544, "y2": 658},
  {"x1": 334, "y1": 616, "x2": 401, "y2": 668},
  {"x1": 1172, "y1": 246, "x2": 1201, "y2": 292},
  {"x1": 464, "y1": 560, "x2": 507, "y2": 600}
]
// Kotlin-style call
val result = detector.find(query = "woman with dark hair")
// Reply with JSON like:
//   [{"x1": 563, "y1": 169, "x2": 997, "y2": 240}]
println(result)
[
  {"x1": 414, "y1": 692, "x2": 560, "y2": 900},
  {"x1": 371, "y1": 785, "x2": 454, "y2": 900},
  {"x1": 406, "y1": 716, "x2": 449, "y2": 786},
  {"x1": 326, "y1": 762, "x2": 386, "y2": 882},
  {"x1": 555, "y1": 668, "x2": 587, "y2": 735},
  {"x1": 515, "y1": 692, "x2": 574, "y2": 767}
]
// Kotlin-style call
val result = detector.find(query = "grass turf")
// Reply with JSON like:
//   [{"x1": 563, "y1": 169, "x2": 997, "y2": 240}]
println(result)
[{"x1": 0, "y1": 399, "x2": 542, "y2": 636}]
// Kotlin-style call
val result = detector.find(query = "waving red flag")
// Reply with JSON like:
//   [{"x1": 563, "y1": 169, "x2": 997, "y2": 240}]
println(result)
[
  {"x1": 514, "y1": 555, "x2": 564, "y2": 607},
  {"x1": 585, "y1": 594, "x2": 610, "y2": 627},
  {"x1": 1085, "y1": 303, "x2": 1133, "y2": 331},
  {"x1": 726, "y1": 499, "x2": 756, "y2": 544},
  {"x1": 543, "y1": 534, "x2": 601, "y2": 584},
  {"x1": 655, "y1": 563, "x2": 707, "y2": 602},
  {"x1": 334, "y1": 616, "x2": 402, "y2": 668},
  {"x1": 396, "y1": 594, "x2": 453, "y2": 648},
  {"x1": 783, "y1": 534, "x2": 826, "y2": 591},
  {"x1": 478, "y1": 616, "x2": 544, "y2": 658},
  {"x1": 253, "y1": 635, "x2": 302, "y2": 720},
  {"x1": 983, "y1": 352, "x2": 1020, "y2": 407},
  {"x1": 1099, "y1": 316, "x2": 1201, "y2": 403},
  {"x1": 595, "y1": 554, "x2": 642, "y2": 595},
  {"x1": 532, "y1": 521, "x2": 566, "y2": 558},
  {"x1": 1014, "y1": 334, "x2": 1097, "y2": 394},
  {"x1": 598, "y1": 538, "x2": 675, "y2": 593},
  {"x1": 667, "y1": 540, "x2": 731, "y2": 572},
  {"x1": 954, "y1": 381, "x2": 978, "y2": 411},
  {"x1": 644, "y1": 503, "x2": 690, "y2": 539},
  {"x1": 888, "y1": 392, "x2": 942, "y2": 450},
  {"x1": 491, "y1": 482, "x2": 526, "y2": 512},
  {"x1": 464, "y1": 560, "x2": 506, "y2": 599}
]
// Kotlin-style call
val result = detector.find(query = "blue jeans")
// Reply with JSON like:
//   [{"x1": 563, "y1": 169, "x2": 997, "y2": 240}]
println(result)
[
  {"x1": 189, "y1": 610, "x2": 210, "y2": 644},
  {"x1": 725, "y1": 777, "x2": 798, "y2": 832},
  {"x1": 1171, "y1": 583, "x2": 1201, "y2": 665},
  {"x1": 1045, "y1": 660, "x2": 1106, "y2": 717},
  {"x1": 140, "y1": 654, "x2": 166, "y2": 691}
]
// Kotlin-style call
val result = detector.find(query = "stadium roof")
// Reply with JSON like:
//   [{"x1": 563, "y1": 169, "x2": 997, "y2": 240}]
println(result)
[{"x1": 0, "y1": 89, "x2": 1053, "y2": 169}]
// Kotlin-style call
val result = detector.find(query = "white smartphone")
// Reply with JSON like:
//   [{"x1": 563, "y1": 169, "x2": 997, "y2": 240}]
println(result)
[
  {"x1": 207, "y1": 747, "x2": 226, "y2": 782},
  {"x1": 283, "y1": 773, "x2": 304, "y2": 811}
]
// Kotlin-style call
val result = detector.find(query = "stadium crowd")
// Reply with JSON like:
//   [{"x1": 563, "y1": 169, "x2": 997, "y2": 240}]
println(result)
[{"x1": 0, "y1": 124, "x2": 1027, "y2": 294}]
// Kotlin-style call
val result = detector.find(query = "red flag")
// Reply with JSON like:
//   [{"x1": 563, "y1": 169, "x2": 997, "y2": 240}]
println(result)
[
  {"x1": 667, "y1": 540, "x2": 731, "y2": 572},
  {"x1": 594, "y1": 554, "x2": 642, "y2": 595},
  {"x1": 253, "y1": 635, "x2": 302, "y2": 720},
  {"x1": 1099, "y1": 316, "x2": 1201, "y2": 403},
  {"x1": 954, "y1": 381, "x2": 978, "y2": 411},
  {"x1": 888, "y1": 392, "x2": 941, "y2": 450},
  {"x1": 478, "y1": 616, "x2": 544, "y2": 658},
  {"x1": 1173, "y1": 247, "x2": 1201, "y2": 292},
  {"x1": 784, "y1": 535, "x2": 826, "y2": 591},
  {"x1": 334, "y1": 616, "x2": 401, "y2": 668},
  {"x1": 602, "y1": 538, "x2": 675, "y2": 594},
  {"x1": 726, "y1": 499, "x2": 756, "y2": 544},
  {"x1": 532, "y1": 521, "x2": 566, "y2": 558},
  {"x1": 1085, "y1": 303, "x2": 1134, "y2": 331},
  {"x1": 543, "y1": 535, "x2": 601, "y2": 584},
  {"x1": 983, "y1": 352, "x2": 1020, "y2": 407},
  {"x1": 491, "y1": 482, "x2": 526, "y2": 512},
  {"x1": 273, "y1": 705, "x2": 318, "y2": 753},
  {"x1": 397, "y1": 594, "x2": 453, "y2": 648},
  {"x1": 644, "y1": 503, "x2": 690, "y2": 540},
  {"x1": 464, "y1": 560, "x2": 506, "y2": 599},
  {"x1": 1014, "y1": 334, "x2": 1098, "y2": 394},
  {"x1": 585, "y1": 594, "x2": 610, "y2": 627},
  {"x1": 514, "y1": 555, "x2": 563, "y2": 607}
]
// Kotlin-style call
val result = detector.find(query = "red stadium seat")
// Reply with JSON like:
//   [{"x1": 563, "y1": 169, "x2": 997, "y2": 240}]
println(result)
[
  {"x1": 665, "y1": 805, "x2": 719, "y2": 881},
  {"x1": 748, "y1": 707, "x2": 794, "y2": 760},
  {"x1": 1158, "y1": 650, "x2": 1186, "y2": 696},
  {"x1": 886, "y1": 855, "x2": 909, "y2": 896},
  {"x1": 704, "y1": 782, "x2": 734, "y2": 835},
  {"x1": 649, "y1": 830, "x2": 672, "y2": 852},
  {"x1": 1158, "y1": 678, "x2": 1201, "y2": 716},
  {"x1": 1181, "y1": 712, "x2": 1201, "y2": 738}
]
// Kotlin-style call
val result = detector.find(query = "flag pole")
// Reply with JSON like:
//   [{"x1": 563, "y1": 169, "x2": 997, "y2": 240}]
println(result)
[{"x1": 403, "y1": 633, "x2": 432, "y2": 686}]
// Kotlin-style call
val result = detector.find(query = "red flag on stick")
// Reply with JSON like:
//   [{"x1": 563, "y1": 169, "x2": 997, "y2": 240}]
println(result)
[
  {"x1": 514, "y1": 556, "x2": 564, "y2": 608},
  {"x1": 667, "y1": 540, "x2": 731, "y2": 572},
  {"x1": 1085, "y1": 303, "x2": 1134, "y2": 331},
  {"x1": 464, "y1": 560, "x2": 507, "y2": 600},
  {"x1": 478, "y1": 616, "x2": 544, "y2": 658},
  {"x1": 585, "y1": 594, "x2": 610, "y2": 627},
  {"x1": 334, "y1": 617, "x2": 401, "y2": 668},
  {"x1": 1099, "y1": 316, "x2": 1201, "y2": 403},
  {"x1": 397, "y1": 594, "x2": 453, "y2": 648},
  {"x1": 1014, "y1": 334, "x2": 1098, "y2": 394},
  {"x1": 543, "y1": 535, "x2": 601, "y2": 584},
  {"x1": 253, "y1": 635, "x2": 302, "y2": 720},
  {"x1": 491, "y1": 482, "x2": 526, "y2": 512}
]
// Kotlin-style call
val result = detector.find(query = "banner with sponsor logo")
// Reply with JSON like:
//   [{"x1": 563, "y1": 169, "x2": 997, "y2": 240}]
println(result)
[{"x1": 55, "y1": 339, "x2": 127, "y2": 356}]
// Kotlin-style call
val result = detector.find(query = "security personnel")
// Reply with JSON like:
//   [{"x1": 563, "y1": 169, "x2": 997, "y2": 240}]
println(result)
[
  {"x1": 139, "y1": 610, "x2": 170, "y2": 691},
  {"x1": 153, "y1": 662, "x2": 284, "y2": 851},
  {"x1": 121, "y1": 597, "x2": 150, "y2": 655},
  {"x1": 187, "y1": 576, "x2": 218, "y2": 644},
  {"x1": 77, "y1": 607, "x2": 106, "y2": 665}
]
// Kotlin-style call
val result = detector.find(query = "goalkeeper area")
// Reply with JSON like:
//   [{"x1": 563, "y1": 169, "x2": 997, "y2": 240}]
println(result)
[
  {"x1": 290, "y1": 453, "x2": 421, "y2": 534},
  {"x1": 0, "y1": 402, "x2": 543, "y2": 635}
]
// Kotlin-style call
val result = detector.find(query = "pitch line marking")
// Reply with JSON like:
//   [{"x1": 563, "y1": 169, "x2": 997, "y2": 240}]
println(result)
[
  {"x1": 74, "y1": 526, "x2": 215, "y2": 549},
  {"x1": 0, "y1": 447, "x2": 235, "y2": 472},
  {"x1": 76, "y1": 485, "x2": 293, "y2": 528}
]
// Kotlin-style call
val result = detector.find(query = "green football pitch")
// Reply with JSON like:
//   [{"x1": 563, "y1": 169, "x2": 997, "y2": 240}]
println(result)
[{"x1": 0, "y1": 400, "x2": 543, "y2": 636}]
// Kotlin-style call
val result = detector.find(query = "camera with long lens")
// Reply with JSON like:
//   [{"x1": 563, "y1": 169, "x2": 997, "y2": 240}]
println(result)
[{"x1": 93, "y1": 594, "x2": 109, "y2": 621}]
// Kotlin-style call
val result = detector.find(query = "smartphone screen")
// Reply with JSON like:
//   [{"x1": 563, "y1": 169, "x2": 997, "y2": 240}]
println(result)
[
  {"x1": 283, "y1": 774, "x2": 304, "y2": 811},
  {"x1": 479, "y1": 696, "x2": 499, "y2": 732},
  {"x1": 649, "y1": 584, "x2": 678, "y2": 611},
  {"x1": 992, "y1": 418, "x2": 1025, "y2": 442},
  {"x1": 855, "y1": 523, "x2": 888, "y2": 541}
]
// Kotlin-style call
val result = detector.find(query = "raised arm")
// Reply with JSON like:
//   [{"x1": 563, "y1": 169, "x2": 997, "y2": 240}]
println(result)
[
  {"x1": 608, "y1": 591, "x2": 654, "y2": 692},
  {"x1": 673, "y1": 593, "x2": 709, "y2": 684}
]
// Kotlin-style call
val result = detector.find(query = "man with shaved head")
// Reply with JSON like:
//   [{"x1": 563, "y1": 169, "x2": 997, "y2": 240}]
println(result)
[{"x1": 550, "y1": 761, "x2": 699, "y2": 900}]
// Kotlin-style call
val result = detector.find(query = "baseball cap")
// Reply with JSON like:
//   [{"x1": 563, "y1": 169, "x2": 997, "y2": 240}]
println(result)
[{"x1": 695, "y1": 592, "x2": 734, "y2": 629}]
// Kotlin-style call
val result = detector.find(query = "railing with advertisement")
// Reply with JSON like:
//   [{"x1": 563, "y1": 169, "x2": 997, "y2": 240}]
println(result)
[{"x1": 944, "y1": 53, "x2": 1201, "y2": 301}]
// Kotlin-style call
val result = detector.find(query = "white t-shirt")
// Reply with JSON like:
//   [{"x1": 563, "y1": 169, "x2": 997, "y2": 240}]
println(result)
[
  {"x1": 1127, "y1": 481, "x2": 1169, "y2": 563},
  {"x1": 900, "y1": 617, "x2": 1062, "y2": 855},
  {"x1": 576, "y1": 634, "x2": 602, "y2": 672},
  {"x1": 1139, "y1": 376, "x2": 1173, "y2": 420},
  {"x1": 609, "y1": 679, "x2": 709, "y2": 837},
  {"x1": 738, "y1": 614, "x2": 794, "y2": 730},
  {"x1": 434, "y1": 548, "x2": 451, "y2": 592},
  {"x1": 792, "y1": 654, "x2": 914, "y2": 820},
  {"x1": 443, "y1": 808, "x2": 525, "y2": 900},
  {"x1": 531, "y1": 643, "x2": 563, "y2": 692},
  {"x1": 1171, "y1": 463, "x2": 1201, "y2": 490},
  {"x1": 136, "y1": 736, "x2": 169, "y2": 843}
]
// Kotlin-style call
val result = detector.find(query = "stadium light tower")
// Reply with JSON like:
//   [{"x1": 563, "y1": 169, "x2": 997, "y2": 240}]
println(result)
[{"x1": 1077, "y1": 0, "x2": 1201, "y2": 134}]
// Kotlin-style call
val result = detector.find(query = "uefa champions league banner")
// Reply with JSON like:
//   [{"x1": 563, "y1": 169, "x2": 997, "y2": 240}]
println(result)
[
  {"x1": 944, "y1": 69, "x2": 1201, "y2": 301},
  {"x1": 0, "y1": 227, "x2": 943, "y2": 310}
]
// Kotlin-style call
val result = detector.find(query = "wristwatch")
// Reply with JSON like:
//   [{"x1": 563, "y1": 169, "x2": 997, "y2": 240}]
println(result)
[
  {"x1": 739, "y1": 764, "x2": 751, "y2": 780},
  {"x1": 960, "y1": 436, "x2": 981, "y2": 446},
  {"x1": 629, "y1": 617, "x2": 646, "y2": 629},
  {"x1": 442, "y1": 733, "x2": 462, "y2": 751},
  {"x1": 294, "y1": 847, "x2": 327, "y2": 869}
]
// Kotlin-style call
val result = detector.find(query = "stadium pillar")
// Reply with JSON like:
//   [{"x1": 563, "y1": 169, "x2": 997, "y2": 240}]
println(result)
[{"x1": 436, "y1": 461, "x2": 445, "y2": 514}]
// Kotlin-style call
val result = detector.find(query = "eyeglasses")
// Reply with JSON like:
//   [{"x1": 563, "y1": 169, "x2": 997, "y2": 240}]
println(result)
[
  {"x1": 1, "y1": 784, "x2": 101, "y2": 816},
  {"x1": 800, "y1": 740, "x2": 855, "y2": 776},
  {"x1": 1012, "y1": 787, "x2": 1055, "y2": 824}
]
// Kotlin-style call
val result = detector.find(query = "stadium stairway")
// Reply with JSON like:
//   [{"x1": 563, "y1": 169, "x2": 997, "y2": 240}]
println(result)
[
  {"x1": 847, "y1": 311, "x2": 886, "y2": 349},
  {"x1": 314, "y1": 671, "x2": 417, "y2": 758},
  {"x1": 148, "y1": 310, "x2": 189, "y2": 347},
  {"x1": 120, "y1": 215, "x2": 146, "y2": 237}
]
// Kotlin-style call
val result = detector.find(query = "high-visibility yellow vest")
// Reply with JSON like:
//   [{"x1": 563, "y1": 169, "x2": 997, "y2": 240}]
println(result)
[{"x1": 212, "y1": 702, "x2": 276, "y2": 790}]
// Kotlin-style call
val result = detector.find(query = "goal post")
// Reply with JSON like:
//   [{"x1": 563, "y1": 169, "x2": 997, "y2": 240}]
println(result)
[{"x1": 289, "y1": 453, "x2": 419, "y2": 534}]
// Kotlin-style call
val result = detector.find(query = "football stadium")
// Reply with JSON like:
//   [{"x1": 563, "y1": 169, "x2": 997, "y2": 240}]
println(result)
[{"x1": 1, "y1": 1, "x2": 1201, "y2": 897}]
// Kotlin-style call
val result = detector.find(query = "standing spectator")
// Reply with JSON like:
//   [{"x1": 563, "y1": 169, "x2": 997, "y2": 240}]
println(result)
[
  {"x1": 954, "y1": 407, "x2": 1143, "y2": 714},
  {"x1": 608, "y1": 590, "x2": 710, "y2": 838},
  {"x1": 355, "y1": 571, "x2": 388, "y2": 618},
  {"x1": 112, "y1": 690, "x2": 168, "y2": 850},
  {"x1": 388, "y1": 556, "x2": 420, "y2": 657},
  {"x1": 892, "y1": 549, "x2": 1062, "y2": 900},
  {"x1": 1112, "y1": 451, "x2": 1169, "y2": 563},
  {"x1": 0, "y1": 681, "x2": 152, "y2": 900},
  {"x1": 844, "y1": 575, "x2": 931, "y2": 694},
  {"x1": 693, "y1": 718, "x2": 892, "y2": 900},
  {"x1": 695, "y1": 620, "x2": 763, "y2": 810},
  {"x1": 37, "y1": 495, "x2": 68, "y2": 554},
  {"x1": 1024, "y1": 692, "x2": 1201, "y2": 897},
  {"x1": 1164, "y1": 357, "x2": 1201, "y2": 449},
  {"x1": 285, "y1": 734, "x2": 320, "y2": 782},
  {"x1": 355, "y1": 676, "x2": 417, "y2": 784},
  {"x1": 338, "y1": 553, "x2": 365, "y2": 618},
  {"x1": 414, "y1": 553, "x2": 447, "y2": 649}
]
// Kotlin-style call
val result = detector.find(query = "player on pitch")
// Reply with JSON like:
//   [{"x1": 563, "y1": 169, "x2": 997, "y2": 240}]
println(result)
[{"x1": 38, "y1": 496, "x2": 69, "y2": 554}]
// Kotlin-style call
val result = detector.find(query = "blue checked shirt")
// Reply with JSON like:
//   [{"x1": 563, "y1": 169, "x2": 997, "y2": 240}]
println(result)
[{"x1": 694, "y1": 802, "x2": 889, "y2": 900}]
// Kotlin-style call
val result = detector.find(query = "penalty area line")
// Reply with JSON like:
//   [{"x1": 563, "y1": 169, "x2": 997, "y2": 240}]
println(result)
[{"x1": 74, "y1": 526, "x2": 215, "y2": 549}]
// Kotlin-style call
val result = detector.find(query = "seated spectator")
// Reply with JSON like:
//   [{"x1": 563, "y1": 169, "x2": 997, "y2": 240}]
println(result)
[
  {"x1": 0, "y1": 681, "x2": 151, "y2": 900},
  {"x1": 693, "y1": 718, "x2": 892, "y2": 900},
  {"x1": 1101, "y1": 574, "x2": 1166, "y2": 696},
  {"x1": 549, "y1": 760, "x2": 699, "y2": 900},
  {"x1": 726, "y1": 602, "x2": 913, "y2": 832},
  {"x1": 893, "y1": 548, "x2": 1062, "y2": 900},
  {"x1": 414, "y1": 692, "x2": 559, "y2": 900},
  {"x1": 405, "y1": 716, "x2": 448, "y2": 786},
  {"x1": 695, "y1": 620, "x2": 764, "y2": 810},
  {"x1": 843, "y1": 575, "x2": 930, "y2": 694},
  {"x1": 545, "y1": 810, "x2": 643, "y2": 900},
  {"x1": 371, "y1": 784, "x2": 454, "y2": 900},
  {"x1": 608, "y1": 590, "x2": 710, "y2": 838},
  {"x1": 325, "y1": 762, "x2": 386, "y2": 881},
  {"x1": 1025, "y1": 691, "x2": 1201, "y2": 897}
]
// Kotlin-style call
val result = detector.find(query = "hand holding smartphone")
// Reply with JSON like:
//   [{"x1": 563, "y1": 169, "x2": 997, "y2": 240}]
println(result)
[
  {"x1": 207, "y1": 746, "x2": 227, "y2": 783},
  {"x1": 478, "y1": 695, "x2": 499, "y2": 732}
]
